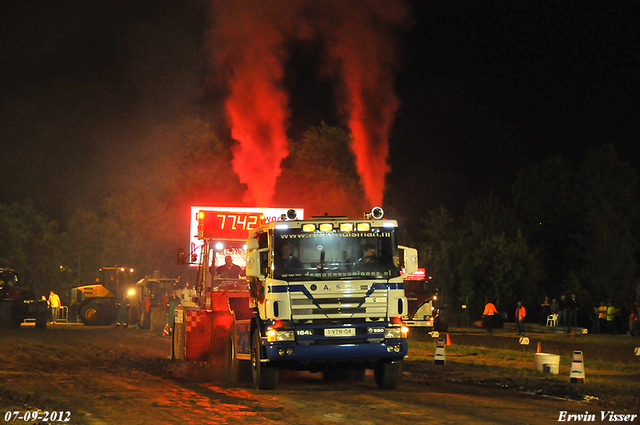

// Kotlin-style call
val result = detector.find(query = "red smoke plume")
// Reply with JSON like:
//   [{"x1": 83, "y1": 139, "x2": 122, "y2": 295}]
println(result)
[
  {"x1": 209, "y1": 2, "x2": 294, "y2": 206},
  {"x1": 319, "y1": 2, "x2": 407, "y2": 207},
  {"x1": 210, "y1": 1, "x2": 407, "y2": 208}
]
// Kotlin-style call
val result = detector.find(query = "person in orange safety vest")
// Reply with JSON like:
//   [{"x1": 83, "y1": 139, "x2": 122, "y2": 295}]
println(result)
[
  {"x1": 515, "y1": 301, "x2": 526, "y2": 335},
  {"x1": 483, "y1": 298, "x2": 498, "y2": 334}
]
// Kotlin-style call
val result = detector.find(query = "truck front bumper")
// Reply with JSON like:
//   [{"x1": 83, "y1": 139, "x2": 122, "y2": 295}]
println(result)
[{"x1": 264, "y1": 339, "x2": 408, "y2": 362}]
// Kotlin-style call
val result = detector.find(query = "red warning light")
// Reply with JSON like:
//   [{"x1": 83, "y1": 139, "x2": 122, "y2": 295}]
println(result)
[{"x1": 404, "y1": 268, "x2": 426, "y2": 281}]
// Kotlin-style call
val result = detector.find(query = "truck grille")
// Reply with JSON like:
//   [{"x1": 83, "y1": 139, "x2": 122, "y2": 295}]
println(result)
[{"x1": 288, "y1": 282, "x2": 388, "y2": 320}]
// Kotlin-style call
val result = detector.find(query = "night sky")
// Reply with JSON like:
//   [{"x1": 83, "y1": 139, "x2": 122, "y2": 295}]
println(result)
[{"x1": 2, "y1": 1, "x2": 639, "y2": 222}]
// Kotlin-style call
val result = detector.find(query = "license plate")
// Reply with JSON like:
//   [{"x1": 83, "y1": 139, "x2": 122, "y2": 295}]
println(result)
[{"x1": 324, "y1": 328, "x2": 356, "y2": 337}]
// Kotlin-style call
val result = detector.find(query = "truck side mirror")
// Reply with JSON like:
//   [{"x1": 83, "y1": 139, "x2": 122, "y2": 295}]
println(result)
[
  {"x1": 245, "y1": 239, "x2": 264, "y2": 279},
  {"x1": 400, "y1": 246, "x2": 419, "y2": 276}
]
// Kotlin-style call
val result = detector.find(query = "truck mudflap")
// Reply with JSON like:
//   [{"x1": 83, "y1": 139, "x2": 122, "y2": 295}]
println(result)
[{"x1": 263, "y1": 339, "x2": 408, "y2": 362}]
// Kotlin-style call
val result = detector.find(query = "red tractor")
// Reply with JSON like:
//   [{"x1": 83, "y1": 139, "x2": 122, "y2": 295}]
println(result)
[{"x1": 0, "y1": 268, "x2": 48, "y2": 329}]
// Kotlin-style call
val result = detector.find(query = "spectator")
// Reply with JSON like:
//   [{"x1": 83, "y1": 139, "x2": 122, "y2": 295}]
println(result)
[
  {"x1": 515, "y1": 301, "x2": 526, "y2": 335},
  {"x1": 540, "y1": 297, "x2": 551, "y2": 326},
  {"x1": 606, "y1": 300, "x2": 617, "y2": 335},
  {"x1": 558, "y1": 295, "x2": 567, "y2": 327},
  {"x1": 550, "y1": 298, "x2": 559, "y2": 318},
  {"x1": 48, "y1": 291, "x2": 61, "y2": 323},
  {"x1": 483, "y1": 297, "x2": 498, "y2": 334},
  {"x1": 598, "y1": 301, "x2": 608, "y2": 334},
  {"x1": 629, "y1": 308, "x2": 637, "y2": 337},
  {"x1": 589, "y1": 307, "x2": 600, "y2": 335}
]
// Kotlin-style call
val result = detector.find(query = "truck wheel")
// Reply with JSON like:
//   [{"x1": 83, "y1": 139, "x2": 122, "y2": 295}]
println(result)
[
  {"x1": 251, "y1": 330, "x2": 279, "y2": 390},
  {"x1": 374, "y1": 360, "x2": 403, "y2": 389},
  {"x1": 79, "y1": 301, "x2": 102, "y2": 326}
]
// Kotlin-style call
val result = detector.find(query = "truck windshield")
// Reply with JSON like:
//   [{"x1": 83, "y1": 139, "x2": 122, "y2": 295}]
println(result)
[{"x1": 273, "y1": 228, "x2": 400, "y2": 281}]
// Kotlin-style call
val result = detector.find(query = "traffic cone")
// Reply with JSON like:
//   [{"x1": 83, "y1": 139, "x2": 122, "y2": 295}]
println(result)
[
  {"x1": 434, "y1": 337, "x2": 446, "y2": 365},
  {"x1": 537, "y1": 342, "x2": 542, "y2": 353},
  {"x1": 446, "y1": 333, "x2": 452, "y2": 346},
  {"x1": 569, "y1": 351, "x2": 586, "y2": 383}
]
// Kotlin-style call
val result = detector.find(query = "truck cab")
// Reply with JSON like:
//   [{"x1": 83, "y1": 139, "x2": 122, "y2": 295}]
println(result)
[{"x1": 238, "y1": 208, "x2": 412, "y2": 389}]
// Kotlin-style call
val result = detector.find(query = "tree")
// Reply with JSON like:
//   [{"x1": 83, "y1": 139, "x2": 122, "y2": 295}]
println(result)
[
  {"x1": 420, "y1": 206, "x2": 458, "y2": 307},
  {"x1": 574, "y1": 144, "x2": 638, "y2": 305},
  {"x1": 155, "y1": 116, "x2": 245, "y2": 206},
  {"x1": 0, "y1": 200, "x2": 67, "y2": 295},
  {"x1": 470, "y1": 230, "x2": 543, "y2": 310},
  {"x1": 513, "y1": 155, "x2": 580, "y2": 296},
  {"x1": 454, "y1": 193, "x2": 543, "y2": 321}
]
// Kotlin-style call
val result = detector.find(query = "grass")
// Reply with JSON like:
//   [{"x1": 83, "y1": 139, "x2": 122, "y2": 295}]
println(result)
[{"x1": 405, "y1": 335, "x2": 640, "y2": 410}]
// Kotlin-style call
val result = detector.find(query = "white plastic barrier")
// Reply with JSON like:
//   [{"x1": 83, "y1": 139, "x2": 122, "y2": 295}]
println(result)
[{"x1": 534, "y1": 353, "x2": 560, "y2": 374}]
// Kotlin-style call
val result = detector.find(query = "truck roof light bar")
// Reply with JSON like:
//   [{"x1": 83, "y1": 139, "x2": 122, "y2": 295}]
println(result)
[
  {"x1": 319, "y1": 223, "x2": 333, "y2": 232},
  {"x1": 357, "y1": 223, "x2": 370, "y2": 232},
  {"x1": 302, "y1": 224, "x2": 316, "y2": 232}
]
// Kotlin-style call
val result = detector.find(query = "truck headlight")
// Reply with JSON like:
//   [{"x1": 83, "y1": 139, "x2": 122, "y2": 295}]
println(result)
[
  {"x1": 385, "y1": 327, "x2": 402, "y2": 339},
  {"x1": 267, "y1": 329, "x2": 295, "y2": 342},
  {"x1": 384, "y1": 326, "x2": 408, "y2": 339}
]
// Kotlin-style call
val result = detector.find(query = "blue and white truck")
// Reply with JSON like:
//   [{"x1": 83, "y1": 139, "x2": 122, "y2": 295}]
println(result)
[{"x1": 235, "y1": 208, "x2": 412, "y2": 389}]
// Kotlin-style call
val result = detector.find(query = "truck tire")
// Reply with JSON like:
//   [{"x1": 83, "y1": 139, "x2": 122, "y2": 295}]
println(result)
[
  {"x1": 374, "y1": 360, "x2": 403, "y2": 389},
  {"x1": 251, "y1": 330, "x2": 279, "y2": 390}
]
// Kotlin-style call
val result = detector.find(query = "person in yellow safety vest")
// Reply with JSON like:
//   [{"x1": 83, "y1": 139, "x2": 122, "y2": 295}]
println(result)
[
  {"x1": 48, "y1": 291, "x2": 61, "y2": 323},
  {"x1": 515, "y1": 301, "x2": 526, "y2": 335},
  {"x1": 597, "y1": 301, "x2": 608, "y2": 334},
  {"x1": 606, "y1": 300, "x2": 617, "y2": 334},
  {"x1": 483, "y1": 298, "x2": 498, "y2": 334}
]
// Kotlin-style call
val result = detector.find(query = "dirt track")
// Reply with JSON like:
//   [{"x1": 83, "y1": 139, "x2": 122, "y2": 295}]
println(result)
[{"x1": 1, "y1": 324, "x2": 638, "y2": 424}]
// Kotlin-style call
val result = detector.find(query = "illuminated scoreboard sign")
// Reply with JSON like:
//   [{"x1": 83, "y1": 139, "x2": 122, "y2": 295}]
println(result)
[
  {"x1": 190, "y1": 205, "x2": 304, "y2": 246},
  {"x1": 198, "y1": 211, "x2": 263, "y2": 240}
]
